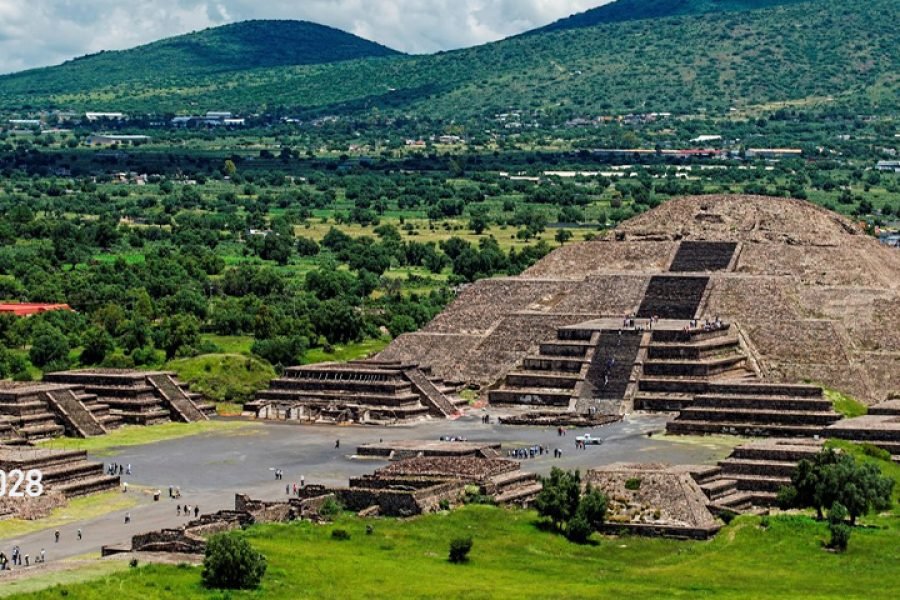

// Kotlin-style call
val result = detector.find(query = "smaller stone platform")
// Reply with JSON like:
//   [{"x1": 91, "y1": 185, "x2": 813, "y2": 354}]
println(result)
[
  {"x1": 827, "y1": 414, "x2": 900, "y2": 462},
  {"x1": 44, "y1": 369, "x2": 214, "y2": 426},
  {"x1": 585, "y1": 463, "x2": 722, "y2": 539},
  {"x1": 356, "y1": 440, "x2": 502, "y2": 460}
]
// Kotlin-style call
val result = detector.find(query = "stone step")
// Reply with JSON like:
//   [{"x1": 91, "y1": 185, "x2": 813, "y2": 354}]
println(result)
[
  {"x1": 692, "y1": 394, "x2": 833, "y2": 412},
  {"x1": 538, "y1": 341, "x2": 593, "y2": 357},
  {"x1": 269, "y1": 378, "x2": 414, "y2": 394},
  {"x1": 41, "y1": 460, "x2": 105, "y2": 482},
  {"x1": 505, "y1": 371, "x2": 583, "y2": 389},
  {"x1": 633, "y1": 393, "x2": 694, "y2": 412},
  {"x1": 18, "y1": 423, "x2": 66, "y2": 440},
  {"x1": 707, "y1": 382, "x2": 823, "y2": 397},
  {"x1": 700, "y1": 478, "x2": 737, "y2": 500},
  {"x1": 488, "y1": 388, "x2": 573, "y2": 407},
  {"x1": 667, "y1": 420, "x2": 826, "y2": 438},
  {"x1": 522, "y1": 356, "x2": 587, "y2": 372},
  {"x1": 718, "y1": 458, "x2": 799, "y2": 478},
  {"x1": 256, "y1": 389, "x2": 423, "y2": 406},
  {"x1": 677, "y1": 407, "x2": 840, "y2": 425},
  {"x1": 51, "y1": 474, "x2": 121, "y2": 498},
  {"x1": 730, "y1": 442, "x2": 824, "y2": 462},
  {"x1": 0, "y1": 400, "x2": 49, "y2": 415},
  {"x1": 494, "y1": 482, "x2": 542, "y2": 505},
  {"x1": 638, "y1": 377, "x2": 711, "y2": 395},
  {"x1": 489, "y1": 470, "x2": 538, "y2": 490},
  {"x1": 689, "y1": 465, "x2": 722, "y2": 485},
  {"x1": 642, "y1": 355, "x2": 747, "y2": 378},
  {"x1": 730, "y1": 474, "x2": 792, "y2": 493},
  {"x1": 651, "y1": 326, "x2": 734, "y2": 343}
]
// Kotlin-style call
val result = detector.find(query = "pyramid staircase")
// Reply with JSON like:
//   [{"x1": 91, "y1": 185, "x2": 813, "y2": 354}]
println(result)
[
  {"x1": 487, "y1": 470, "x2": 542, "y2": 506},
  {"x1": 693, "y1": 439, "x2": 824, "y2": 514},
  {"x1": 247, "y1": 360, "x2": 464, "y2": 424},
  {"x1": 147, "y1": 373, "x2": 210, "y2": 422}
]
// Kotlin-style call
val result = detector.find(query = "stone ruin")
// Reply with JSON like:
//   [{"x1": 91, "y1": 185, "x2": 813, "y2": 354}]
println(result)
[
  {"x1": 380, "y1": 196, "x2": 899, "y2": 439},
  {"x1": 0, "y1": 445, "x2": 120, "y2": 520},
  {"x1": 355, "y1": 439, "x2": 503, "y2": 460},
  {"x1": 246, "y1": 360, "x2": 466, "y2": 425},
  {"x1": 105, "y1": 455, "x2": 540, "y2": 556}
]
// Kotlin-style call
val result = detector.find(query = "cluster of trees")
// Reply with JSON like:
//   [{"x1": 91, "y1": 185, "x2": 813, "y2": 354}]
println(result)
[
  {"x1": 534, "y1": 468, "x2": 608, "y2": 543},
  {"x1": 777, "y1": 448, "x2": 894, "y2": 551}
]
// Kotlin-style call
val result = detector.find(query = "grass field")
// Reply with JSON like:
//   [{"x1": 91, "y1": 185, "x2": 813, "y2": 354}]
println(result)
[
  {"x1": 825, "y1": 388, "x2": 869, "y2": 419},
  {"x1": 9, "y1": 442, "x2": 899, "y2": 599},
  {"x1": 36, "y1": 421, "x2": 253, "y2": 456},
  {"x1": 0, "y1": 491, "x2": 136, "y2": 540},
  {"x1": 166, "y1": 353, "x2": 276, "y2": 404},
  {"x1": 305, "y1": 338, "x2": 390, "y2": 364}
]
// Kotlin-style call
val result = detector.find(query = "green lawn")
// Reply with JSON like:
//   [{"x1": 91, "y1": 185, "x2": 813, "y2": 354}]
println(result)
[
  {"x1": 305, "y1": 338, "x2": 390, "y2": 364},
  {"x1": 166, "y1": 353, "x2": 276, "y2": 404},
  {"x1": 0, "y1": 491, "x2": 136, "y2": 540},
  {"x1": 13, "y1": 504, "x2": 900, "y2": 600},
  {"x1": 825, "y1": 388, "x2": 868, "y2": 418},
  {"x1": 36, "y1": 421, "x2": 254, "y2": 456}
]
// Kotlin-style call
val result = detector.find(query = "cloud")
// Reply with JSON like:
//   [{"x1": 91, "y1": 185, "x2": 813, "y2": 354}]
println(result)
[{"x1": 0, "y1": 0, "x2": 608, "y2": 74}]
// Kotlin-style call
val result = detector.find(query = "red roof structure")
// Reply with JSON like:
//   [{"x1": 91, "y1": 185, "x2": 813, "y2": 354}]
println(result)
[{"x1": 0, "y1": 303, "x2": 73, "y2": 317}]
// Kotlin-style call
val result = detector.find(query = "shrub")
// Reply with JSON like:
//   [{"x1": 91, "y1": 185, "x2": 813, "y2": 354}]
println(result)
[
  {"x1": 776, "y1": 485, "x2": 798, "y2": 510},
  {"x1": 319, "y1": 497, "x2": 343, "y2": 519},
  {"x1": 625, "y1": 478, "x2": 642, "y2": 491},
  {"x1": 331, "y1": 529, "x2": 350, "y2": 541},
  {"x1": 827, "y1": 502, "x2": 851, "y2": 551},
  {"x1": 759, "y1": 515, "x2": 770, "y2": 529},
  {"x1": 719, "y1": 509, "x2": 739, "y2": 525},
  {"x1": 565, "y1": 513, "x2": 593, "y2": 544},
  {"x1": 449, "y1": 537, "x2": 473, "y2": 563},
  {"x1": 438, "y1": 499, "x2": 451, "y2": 511},
  {"x1": 860, "y1": 444, "x2": 891, "y2": 462},
  {"x1": 201, "y1": 533, "x2": 267, "y2": 590}
]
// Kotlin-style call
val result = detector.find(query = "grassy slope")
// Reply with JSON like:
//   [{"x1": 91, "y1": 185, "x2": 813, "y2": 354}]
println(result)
[
  {"x1": 533, "y1": 0, "x2": 811, "y2": 33},
  {"x1": 0, "y1": 491, "x2": 135, "y2": 539},
  {"x1": 165, "y1": 353, "x2": 276, "y2": 404},
  {"x1": 0, "y1": 20, "x2": 398, "y2": 99},
  {"x1": 15, "y1": 501, "x2": 900, "y2": 599},
  {"x1": 1, "y1": 0, "x2": 896, "y2": 116}
]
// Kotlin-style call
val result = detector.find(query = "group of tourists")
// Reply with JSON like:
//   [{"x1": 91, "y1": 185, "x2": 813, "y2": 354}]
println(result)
[
  {"x1": 107, "y1": 463, "x2": 131, "y2": 476},
  {"x1": 176, "y1": 505, "x2": 201, "y2": 519},
  {"x1": 1, "y1": 527, "x2": 85, "y2": 571},
  {"x1": 286, "y1": 477, "x2": 307, "y2": 497},
  {"x1": 508, "y1": 445, "x2": 555, "y2": 460},
  {"x1": 274, "y1": 469, "x2": 285, "y2": 480}
]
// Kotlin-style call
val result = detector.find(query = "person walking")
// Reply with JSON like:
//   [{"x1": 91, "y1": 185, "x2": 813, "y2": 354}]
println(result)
[
  {"x1": 77, "y1": 529, "x2": 82, "y2": 541},
  {"x1": 124, "y1": 512, "x2": 131, "y2": 525},
  {"x1": 54, "y1": 530, "x2": 60, "y2": 543},
  {"x1": 39, "y1": 549, "x2": 45, "y2": 563}
]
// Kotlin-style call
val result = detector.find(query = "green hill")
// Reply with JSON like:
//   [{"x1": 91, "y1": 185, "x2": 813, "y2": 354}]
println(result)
[
  {"x1": 532, "y1": 0, "x2": 810, "y2": 33},
  {"x1": 0, "y1": 0, "x2": 896, "y2": 118},
  {"x1": 0, "y1": 20, "x2": 398, "y2": 100}
]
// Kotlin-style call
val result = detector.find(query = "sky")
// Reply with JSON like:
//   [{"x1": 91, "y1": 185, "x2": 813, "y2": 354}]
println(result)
[{"x1": 0, "y1": 0, "x2": 608, "y2": 75}]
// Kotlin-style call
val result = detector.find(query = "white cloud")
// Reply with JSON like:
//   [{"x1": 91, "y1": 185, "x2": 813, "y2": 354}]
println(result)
[{"x1": 0, "y1": 0, "x2": 608, "y2": 74}]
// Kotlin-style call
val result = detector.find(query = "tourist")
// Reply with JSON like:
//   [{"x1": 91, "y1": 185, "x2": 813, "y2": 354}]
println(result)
[
  {"x1": 0, "y1": 552, "x2": 7, "y2": 571},
  {"x1": 39, "y1": 549, "x2": 45, "y2": 563},
  {"x1": 23, "y1": 553, "x2": 29, "y2": 567},
  {"x1": 54, "y1": 530, "x2": 59, "y2": 543},
  {"x1": 77, "y1": 529, "x2": 82, "y2": 541},
  {"x1": 285, "y1": 484, "x2": 290, "y2": 495},
  {"x1": 126, "y1": 464, "x2": 132, "y2": 475},
  {"x1": 194, "y1": 506, "x2": 200, "y2": 518},
  {"x1": 124, "y1": 512, "x2": 131, "y2": 525},
  {"x1": 335, "y1": 439, "x2": 340, "y2": 449},
  {"x1": 123, "y1": 482, "x2": 128, "y2": 493},
  {"x1": 300, "y1": 475, "x2": 305, "y2": 488},
  {"x1": 177, "y1": 505, "x2": 181, "y2": 516}
]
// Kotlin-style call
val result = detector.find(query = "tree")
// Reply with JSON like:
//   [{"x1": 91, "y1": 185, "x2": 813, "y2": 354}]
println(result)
[
  {"x1": 534, "y1": 468, "x2": 581, "y2": 531},
  {"x1": 784, "y1": 449, "x2": 894, "y2": 524},
  {"x1": 223, "y1": 160, "x2": 237, "y2": 177},
  {"x1": 80, "y1": 326, "x2": 114, "y2": 365},
  {"x1": 555, "y1": 229, "x2": 573, "y2": 244},
  {"x1": 201, "y1": 533, "x2": 267, "y2": 590},
  {"x1": 29, "y1": 324, "x2": 70, "y2": 369},
  {"x1": 828, "y1": 501, "x2": 850, "y2": 552},
  {"x1": 153, "y1": 314, "x2": 201, "y2": 359},
  {"x1": 251, "y1": 336, "x2": 308, "y2": 367}
]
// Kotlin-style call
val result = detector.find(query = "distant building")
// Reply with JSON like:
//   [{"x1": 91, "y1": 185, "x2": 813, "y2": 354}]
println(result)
[
  {"x1": 0, "y1": 303, "x2": 73, "y2": 317},
  {"x1": 8, "y1": 119, "x2": 41, "y2": 127},
  {"x1": 690, "y1": 135, "x2": 723, "y2": 143},
  {"x1": 205, "y1": 111, "x2": 232, "y2": 120},
  {"x1": 876, "y1": 160, "x2": 900, "y2": 173},
  {"x1": 745, "y1": 148, "x2": 803, "y2": 159},
  {"x1": 85, "y1": 112, "x2": 127, "y2": 121},
  {"x1": 87, "y1": 134, "x2": 150, "y2": 146}
]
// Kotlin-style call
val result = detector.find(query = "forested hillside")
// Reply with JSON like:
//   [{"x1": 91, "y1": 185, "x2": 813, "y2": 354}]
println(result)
[
  {"x1": 0, "y1": 20, "x2": 398, "y2": 100},
  {"x1": 532, "y1": 0, "x2": 810, "y2": 34},
  {"x1": 0, "y1": 0, "x2": 896, "y2": 118}
]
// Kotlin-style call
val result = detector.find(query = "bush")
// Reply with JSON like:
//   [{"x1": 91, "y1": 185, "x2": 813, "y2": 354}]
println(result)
[
  {"x1": 319, "y1": 497, "x2": 343, "y2": 519},
  {"x1": 448, "y1": 537, "x2": 473, "y2": 563},
  {"x1": 331, "y1": 529, "x2": 350, "y2": 541},
  {"x1": 624, "y1": 478, "x2": 642, "y2": 491},
  {"x1": 438, "y1": 499, "x2": 451, "y2": 511},
  {"x1": 565, "y1": 513, "x2": 593, "y2": 544},
  {"x1": 860, "y1": 444, "x2": 891, "y2": 462},
  {"x1": 829, "y1": 522, "x2": 851, "y2": 551},
  {"x1": 201, "y1": 533, "x2": 267, "y2": 590},
  {"x1": 776, "y1": 485, "x2": 798, "y2": 510}
]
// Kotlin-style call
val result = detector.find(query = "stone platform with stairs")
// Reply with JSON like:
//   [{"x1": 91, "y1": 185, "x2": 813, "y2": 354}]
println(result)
[
  {"x1": 0, "y1": 445, "x2": 120, "y2": 499},
  {"x1": 246, "y1": 360, "x2": 465, "y2": 425},
  {"x1": 44, "y1": 370, "x2": 214, "y2": 427}
]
